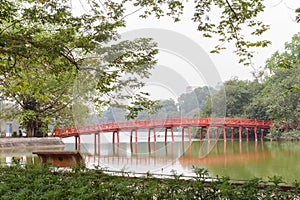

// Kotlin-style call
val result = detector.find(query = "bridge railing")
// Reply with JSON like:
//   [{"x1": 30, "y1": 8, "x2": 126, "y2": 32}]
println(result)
[
  {"x1": 53, "y1": 127, "x2": 78, "y2": 137},
  {"x1": 77, "y1": 124, "x2": 99, "y2": 134},
  {"x1": 52, "y1": 117, "x2": 274, "y2": 137}
]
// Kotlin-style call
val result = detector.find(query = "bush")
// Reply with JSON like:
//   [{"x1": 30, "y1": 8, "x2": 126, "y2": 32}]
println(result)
[
  {"x1": 266, "y1": 128, "x2": 300, "y2": 141},
  {"x1": 0, "y1": 164, "x2": 299, "y2": 199},
  {"x1": 12, "y1": 131, "x2": 17, "y2": 137},
  {"x1": 281, "y1": 130, "x2": 300, "y2": 141}
]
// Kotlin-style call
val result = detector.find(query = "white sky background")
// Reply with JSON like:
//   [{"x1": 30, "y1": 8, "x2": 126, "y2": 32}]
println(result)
[
  {"x1": 73, "y1": 0, "x2": 300, "y2": 101},
  {"x1": 121, "y1": 0, "x2": 300, "y2": 82}
]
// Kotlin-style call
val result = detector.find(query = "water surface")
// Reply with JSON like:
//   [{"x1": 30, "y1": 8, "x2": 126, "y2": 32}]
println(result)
[{"x1": 1, "y1": 135, "x2": 299, "y2": 183}]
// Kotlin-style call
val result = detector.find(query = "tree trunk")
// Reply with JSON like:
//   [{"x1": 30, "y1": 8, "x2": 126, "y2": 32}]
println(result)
[{"x1": 24, "y1": 118, "x2": 47, "y2": 137}]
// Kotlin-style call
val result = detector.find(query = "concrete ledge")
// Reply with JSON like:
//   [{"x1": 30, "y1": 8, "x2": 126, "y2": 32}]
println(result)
[{"x1": 0, "y1": 137, "x2": 65, "y2": 149}]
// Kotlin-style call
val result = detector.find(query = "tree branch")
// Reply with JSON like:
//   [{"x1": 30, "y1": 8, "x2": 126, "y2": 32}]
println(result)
[{"x1": 225, "y1": 0, "x2": 239, "y2": 21}]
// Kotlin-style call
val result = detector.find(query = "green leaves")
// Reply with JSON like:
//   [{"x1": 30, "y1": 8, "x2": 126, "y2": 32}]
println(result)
[
  {"x1": 0, "y1": 0, "x2": 161, "y2": 135},
  {"x1": 193, "y1": 0, "x2": 270, "y2": 66},
  {"x1": 1, "y1": 165, "x2": 299, "y2": 199}
]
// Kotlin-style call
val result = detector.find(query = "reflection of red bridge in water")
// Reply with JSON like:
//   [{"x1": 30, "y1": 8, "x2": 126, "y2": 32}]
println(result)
[
  {"x1": 83, "y1": 140, "x2": 269, "y2": 168},
  {"x1": 53, "y1": 118, "x2": 274, "y2": 149}
]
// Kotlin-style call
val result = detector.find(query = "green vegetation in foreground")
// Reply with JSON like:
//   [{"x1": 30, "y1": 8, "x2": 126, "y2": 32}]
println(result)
[{"x1": 0, "y1": 164, "x2": 299, "y2": 199}]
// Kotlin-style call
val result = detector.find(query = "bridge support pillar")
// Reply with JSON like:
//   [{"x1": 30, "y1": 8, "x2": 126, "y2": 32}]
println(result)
[
  {"x1": 135, "y1": 129, "x2": 138, "y2": 144},
  {"x1": 75, "y1": 136, "x2": 80, "y2": 151},
  {"x1": 200, "y1": 127, "x2": 203, "y2": 141},
  {"x1": 112, "y1": 131, "x2": 120, "y2": 145},
  {"x1": 222, "y1": 126, "x2": 226, "y2": 142},
  {"x1": 130, "y1": 130, "x2": 133, "y2": 144},
  {"x1": 165, "y1": 128, "x2": 168, "y2": 143},
  {"x1": 94, "y1": 132, "x2": 97, "y2": 145},
  {"x1": 130, "y1": 129, "x2": 137, "y2": 144},
  {"x1": 75, "y1": 136, "x2": 77, "y2": 150},
  {"x1": 239, "y1": 126, "x2": 242, "y2": 142},
  {"x1": 206, "y1": 126, "x2": 210, "y2": 141},
  {"x1": 148, "y1": 129, "x2": 151, "y2": 143},
  {"x1": 231, "y1": 127, "x2": 234, "y2": 140},
  {"x1": 94, "y1": 133, "x2": 97, "y2": 155},
  {"x1": 182, "y1": 127, "x2": 185, "y2": 143},
  {"x1": 246, "y1": 128, "x2": 249, "y2": 141},
  {"x1": 261, "y1": 129, "x2": 264, "y2": 141},
  {"x1": 188, "y1": 126, "x2": 191, "y2": 143},
  {"x1": 117, "y1": 130, "x2": 120, "y2": 146},
  {"x1": 171, "y1": 127, "x2": 174, "y2": 142},
  {"x1": 215, "y1": 127, "x2": 219, "y2": 141},
  {"x1": 97, "y1": 132, "x2": 100, "y2": 155},
  {"x1": 147, "y1": 128, "x2": 156, "y2": 143},
  {"x1": 254, "y1": 126, "x2": 258, "y2": 141},
  {"x1": 77, "y1": 136, "x2": 80, "y2": 151},
  {"x1": 112, "y1": 132, "x2": 115, "y2": 144},
  {"x1": 93, "y1": 133, "x2": 101, "y2": 155}
]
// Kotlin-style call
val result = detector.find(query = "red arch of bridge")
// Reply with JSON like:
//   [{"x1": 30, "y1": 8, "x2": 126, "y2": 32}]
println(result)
[{"x1": 53, "y1": 118, "x2": 273, "y2": 145}]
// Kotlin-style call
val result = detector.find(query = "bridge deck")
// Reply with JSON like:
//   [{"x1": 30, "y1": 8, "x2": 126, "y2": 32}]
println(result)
[{"x1": 53, "y1": 118, "x2": 273, "y2": 138}]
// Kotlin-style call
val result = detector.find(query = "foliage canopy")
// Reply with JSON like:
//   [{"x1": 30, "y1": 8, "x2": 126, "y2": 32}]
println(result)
[{"x1": 0, "y1": 0, "x2": 298, "y2": 136}]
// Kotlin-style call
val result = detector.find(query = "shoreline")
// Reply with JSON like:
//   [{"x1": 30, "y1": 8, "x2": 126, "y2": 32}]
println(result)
[{"x1": 0, "y1": 137, "x2": 65, "y2": 149}]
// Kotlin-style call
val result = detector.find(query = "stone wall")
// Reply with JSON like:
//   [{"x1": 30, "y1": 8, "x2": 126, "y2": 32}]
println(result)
[{"x1": 0, "y1": 137, "x2": 65, "y2": 149}]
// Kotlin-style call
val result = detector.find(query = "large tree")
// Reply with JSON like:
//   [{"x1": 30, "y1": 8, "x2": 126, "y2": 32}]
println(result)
[
  {"x1": 1, "y1": 0, "x2": 294, "y2": 136},
  {"x1": 0, "y1": 0, "x2": 159, "y2": 136},
  {"x1": 260, "y1": 33, "x2": 300, "y2": 126},
  {"x1": 201, "y1": 33, "x2": 300, "y2": 127}
]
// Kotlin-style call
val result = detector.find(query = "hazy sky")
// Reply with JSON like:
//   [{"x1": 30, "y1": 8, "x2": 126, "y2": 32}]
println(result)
[
  {"x1": 74, "y1": 1, "x2": 300, "y2": 101},
  {"x1": 121, "y1": 0, "x2": 300, "y2": 83}
]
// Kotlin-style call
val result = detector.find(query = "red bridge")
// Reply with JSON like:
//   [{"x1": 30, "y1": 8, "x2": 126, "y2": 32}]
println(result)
[{"x1": 53, "y1": 118, "x2": 273, "y2": 148}]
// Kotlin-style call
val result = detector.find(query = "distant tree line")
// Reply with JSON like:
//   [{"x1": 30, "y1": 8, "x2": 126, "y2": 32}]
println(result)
[{"x1": 99, "y1": 85, "x2": 213, "y2": 122}]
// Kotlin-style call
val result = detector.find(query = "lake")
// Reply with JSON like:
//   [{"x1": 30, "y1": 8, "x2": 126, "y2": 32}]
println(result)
[{"x1": 1, "y1": 133, "x2": 300, "y2": 183}]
